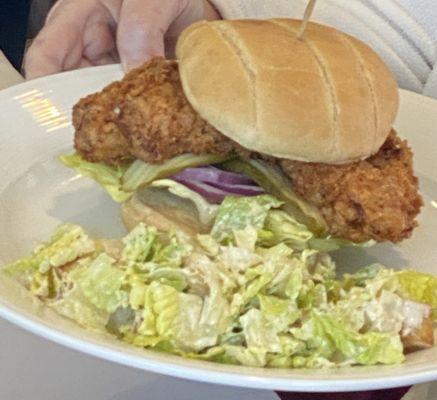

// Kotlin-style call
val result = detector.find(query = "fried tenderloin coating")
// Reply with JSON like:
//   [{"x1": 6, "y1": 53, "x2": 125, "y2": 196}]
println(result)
[
  {"x1": 280, "y1": 132, "x2": 423, "y2": 243},
  {"x1": 74, "y1": 58, "x2": 233, "y2": 165},
  {"x1": 73, "y1": 57, "x2": 423, "y2": 243}
]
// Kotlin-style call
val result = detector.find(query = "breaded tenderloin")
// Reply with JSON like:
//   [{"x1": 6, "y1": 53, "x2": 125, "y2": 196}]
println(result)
[
  {"x1": 73, "y1": 81, "x2": 132, "y2": 166},
  {"x1": 117, "y1": 58, "x2": 234, "y2": 163},
  {"x1": 280, "y1": 132, "x2": 423, "y2": 243},
  {"x1": 73, "y1": 58, "x2": 233, "y2": 165}
]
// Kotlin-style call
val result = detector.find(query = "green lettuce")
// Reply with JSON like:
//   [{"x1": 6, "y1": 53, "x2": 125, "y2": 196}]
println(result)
[
  {"x1": 262, "y1": 209, "x2": 313, "y2": 250},
  {"x1": 220, "y1": 158, "x2": 328, "y2": 235},
  {"x1": 121, "y1": 154, "x2": 232, "y2": 192},
  {"x1": 4, "y1": 192, "x2": 435, "y2": 370},
  {"x1": 60, "y1": 152, "x2": 231, "y2": 203},
  {"x1": 50, "y1": 284, "x2": 111, "y2": 330},
  {"x1": 395, "y1": 270, "x2": 437, "y2": 319},
  {"x1": 3, "y1": 224, "x2": 95, "y2": 283},
  {"x1": 294, "y1": 312, "x2": 405, "y2": 365},
  {"x1": 60, "y1": 153, "x2": 131, "y2": 202},
  {"x1": 210, "y1": 195, "x2": 282, "y2": 243},
  {"x1": 132, "y1": 281, "x2": 229, "y2": 352},
  {"x1": 121, "y1": 223, "x2": 159, "y2": 264},
  {"x1": 69, "y1": 253, "x2": 127, "y2": 313}
]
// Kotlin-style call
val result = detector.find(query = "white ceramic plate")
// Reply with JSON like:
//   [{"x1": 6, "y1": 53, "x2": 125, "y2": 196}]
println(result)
[{"x1": 0, "y1": 65, "x2": 436, "y2": 392}]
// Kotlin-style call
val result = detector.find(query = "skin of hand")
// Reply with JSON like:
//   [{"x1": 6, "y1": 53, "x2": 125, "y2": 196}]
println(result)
[{"x1": 24, "y1": 0, "x2": 220, "y2": 79}]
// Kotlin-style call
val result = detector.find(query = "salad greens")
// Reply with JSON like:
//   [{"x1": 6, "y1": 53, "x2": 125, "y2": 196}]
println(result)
[
  {"x1": 59, "y1": 153, "x2": 131, "y2": 202},
  {"x1": 3, "y1": 195, "x2": 435, "y2": 368},
  {"x1": 220, "y1": 158, "x2": 328, "y2": 235}
]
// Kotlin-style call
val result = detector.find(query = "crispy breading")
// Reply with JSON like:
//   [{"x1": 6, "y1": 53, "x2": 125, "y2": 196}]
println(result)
[
  {"x1": 280, "y1": 131, "x2": 423, "y2": 243},
  {"x1": 117, "y1": 58, "x2": 234, "y2": 163},
  {"x1": 72, "y1": 58, "x2": 422, "y2": 243},
  {"x1": 73, "y1": 81, "x2": 132, "y2": 166},
  {"x1": 73, "y1": 58, "x2": 233, "y2": 165}
]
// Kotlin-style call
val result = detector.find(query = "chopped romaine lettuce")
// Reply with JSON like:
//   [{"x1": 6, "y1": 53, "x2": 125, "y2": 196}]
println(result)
[
  {"x1": 211, "y1": 195, "x2": 282, "y2": 243},
  {"x1": 395, "y1": 270, "x2": 437, "y2": 320},
  {"x1": 262, "y1": 209, "x2": 313, "y2": 250},
  {"x1": 69, "y1": 253, "x2": 127, "y2": 313},
  {"x1": 121, "y1": 223, "x2": 158, "y2": 264},
  {"x1": 293, "y1": 312, "x2": 405, "y2": 365},
  {"x1": 50, "y1": 284, "x2": 111, "y2": 330},
  {"x1": 2, "y1": 191, "x2": 435, "y2": 369},
  {"x1": 3, "y1": 223, "x2": 95, "y2": 283}
]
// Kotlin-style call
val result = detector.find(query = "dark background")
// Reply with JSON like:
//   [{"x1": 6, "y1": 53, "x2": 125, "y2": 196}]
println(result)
[{"x1": 0, "y1": 0, "x2": 32, "y2": 70}]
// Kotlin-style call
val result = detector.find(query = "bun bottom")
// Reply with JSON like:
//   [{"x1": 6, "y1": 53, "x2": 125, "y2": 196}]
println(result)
[{"x1": 121, "y1": 188, "x2": 210, "y2": 240}]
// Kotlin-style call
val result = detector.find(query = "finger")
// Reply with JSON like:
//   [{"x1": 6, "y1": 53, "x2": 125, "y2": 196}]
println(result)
[
  {"x1": 117, "y1": 0, "x2": 186, "y2": 70},
  {"x1": 82, "y1": 17, "x2": 116, "y2": 64},
  {"x1": 24, "y1": 28, "x2": 83, "y2": 79},
  {"x1": 78, "y1": 58, "x2": 94, "y2": 69},
  {"x1": 87, "y1": 52, "x2": 118, "y2": 66},
  {"x1": 24, "y1": 1, "x2": 97, "y2": 79}
]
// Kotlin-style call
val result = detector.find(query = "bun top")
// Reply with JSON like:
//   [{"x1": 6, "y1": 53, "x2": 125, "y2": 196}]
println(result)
[{"x1": 176, "y1": 19, "x2": 399, "y2": 164}]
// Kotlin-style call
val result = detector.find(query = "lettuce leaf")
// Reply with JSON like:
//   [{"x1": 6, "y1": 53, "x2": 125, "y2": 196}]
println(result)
[
  {"x1": 121, "y1": 153, "x2": 231, "y2": 192},
  {"x1": 121, "y1": 223, "x2": 158, "y2": 264},
  {"x1": 3, "y1": 224, "x2": 95, "y2": 284},
  {"x1": 69, "y1": 253, "x2": 127, "y2": 313},
  {"x1": 49, "y1": 285, "x2": 110, "y2": 330},
  {"x1": 135, "y1": 281, "x2": 230, "y2": 352},
  {"x1": 395, "y1": 270, "x2": 437, "y2": 319},
  {"x1": 261, "y1": 209, "x2": 313, "y2": 249},
  {"x1": 60, "y1": 153, "x2": 131, "y2": 202},
  {"x1": 210, "y1": 195, "x2": 282, "y2": 243}
]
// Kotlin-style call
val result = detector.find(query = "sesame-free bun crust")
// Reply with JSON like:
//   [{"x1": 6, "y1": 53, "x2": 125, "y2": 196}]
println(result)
[{"x1": 176, "y1": 19, "x2": 399, "y2": 164}]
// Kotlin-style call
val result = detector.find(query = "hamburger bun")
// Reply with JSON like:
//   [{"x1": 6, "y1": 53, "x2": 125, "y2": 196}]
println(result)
[
  {"x1": 176, "y1": 19, "x2": 399, "y2": 164},
  {"x1": 121, "y1": 187, "x2": 212, "y2": 240}
]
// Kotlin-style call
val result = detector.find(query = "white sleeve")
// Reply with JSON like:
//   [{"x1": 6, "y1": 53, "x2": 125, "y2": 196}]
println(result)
[
  {"x1": 424, "y1": 62, "x2": 437, "y2": 98},
  {"x1": 209, "y1": 0, "x2": 437, "y2": 99},
  {"x1": 209, "y1": 0, "x2": 305, "y2": 20}
]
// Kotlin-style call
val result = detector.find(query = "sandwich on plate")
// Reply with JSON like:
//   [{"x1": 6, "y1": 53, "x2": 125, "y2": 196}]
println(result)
[{"x1": 4, "y1": 19, "x2": 436, "y2": 368}]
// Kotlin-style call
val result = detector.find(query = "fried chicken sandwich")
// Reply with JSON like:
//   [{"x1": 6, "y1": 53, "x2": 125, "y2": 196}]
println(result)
[
  {"x1": 63, "y1": 19, "x2": 423, "y2": 245},
  {"x1": 55, "y1": 19, "x2": 436, "y2": 356}
]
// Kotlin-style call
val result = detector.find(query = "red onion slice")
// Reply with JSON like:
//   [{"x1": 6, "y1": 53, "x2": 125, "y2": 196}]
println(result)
[
  {"x1": 172, "y1": 166, "x2": 254, "y2": 185},
  {"x1": 208, "y1": 181, "x2": 265, "y2": 196},
  {"x1": 174, "y1": 179, "x2": 232, "y2": 204}
]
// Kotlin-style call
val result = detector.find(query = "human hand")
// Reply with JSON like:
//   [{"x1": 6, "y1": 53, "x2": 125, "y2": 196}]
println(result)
[{"x1": 24, "y1": 0, "x2": 220, "y2": 79}]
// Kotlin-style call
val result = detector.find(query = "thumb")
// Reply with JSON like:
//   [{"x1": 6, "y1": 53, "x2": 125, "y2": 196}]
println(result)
[{"x1": 117, "y1": 0, "x2": 186, "y2": 71}]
